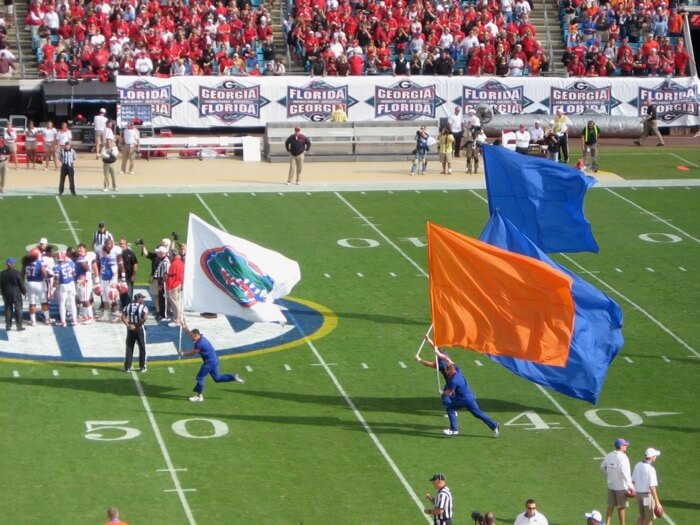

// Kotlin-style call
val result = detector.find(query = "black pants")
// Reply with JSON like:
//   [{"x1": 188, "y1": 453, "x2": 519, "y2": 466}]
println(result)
[
  {"x1": 125, "y1": 326, "x2": 146, "y2": 370},
  {"x1": 119, "y1": 280, "x2": 134, "y2": 309},
  {"x1": 59, "y1": 165, "x2": 76, "y2": 195},
  {"x1": 452, "y1": 132, "x2": 463, "y2": 156},
  {"x1": 3, "y1": 293, "x2": 23, "y2": 329},
  {"x1": 516, "y1": 147, "x2": 529, "y2": 155},
  {"x1": 558, "y1": 134, "x2": 569, "y2": 163},
  {"x1": 157, "y1": 280, "x2": 167, "y2": 319}
]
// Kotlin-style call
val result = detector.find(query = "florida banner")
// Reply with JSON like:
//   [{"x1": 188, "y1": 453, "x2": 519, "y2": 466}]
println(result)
[
  {"x1": 183, "y1": 214, "x2": 301, "y2": 323},
  {"x1": 427, "y1": 222, "x2": 574, "y2": 367},
  {"x1": 480, "y1": 211, "x2": 624, "y2": 403},
  {"x1": 482, "y1": 144, "x2": 599, "y2": 253}
]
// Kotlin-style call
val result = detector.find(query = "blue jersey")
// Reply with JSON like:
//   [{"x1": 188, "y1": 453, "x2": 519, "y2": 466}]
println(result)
[
  {"x1": 25, "y1": 261, "x2": 44, "y2": 282},
  {"x1": 193, "y1": 336, "x2": 219, "y2": 365},
  {"x1": 444, "y1": 368, "x2": 474, "y2": 403},
  {"x1": 55, "y1": 260, "x2": 76, "y2": 284}
]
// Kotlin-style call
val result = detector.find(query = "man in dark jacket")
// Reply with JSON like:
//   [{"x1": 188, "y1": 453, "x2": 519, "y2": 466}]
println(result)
[
  {"x1": 1, "y1": 257, "x2": 26, "y2": 330},
  {"x1": 284, "y1": 126, "x2": 311, "y2": 185}
]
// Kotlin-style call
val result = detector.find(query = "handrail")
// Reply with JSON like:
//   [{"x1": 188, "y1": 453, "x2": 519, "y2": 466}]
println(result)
[
  {"x1": 681, "y1": 12, "x2": 697, "y2": 78},
  {"x1": 10, "y1": 10, "x2": 25, "y2": 78},
  {"x1": 541, "y1": 0, "x2": 557, "y2": 75}
]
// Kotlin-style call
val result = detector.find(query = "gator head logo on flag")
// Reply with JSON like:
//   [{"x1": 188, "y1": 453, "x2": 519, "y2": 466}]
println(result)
[{"x1": 200, "y1": 246, "x2": 275, "y2": 308}]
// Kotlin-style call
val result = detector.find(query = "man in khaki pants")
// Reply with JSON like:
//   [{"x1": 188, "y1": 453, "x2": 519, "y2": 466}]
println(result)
[
  {"x1": 284, "y1": 126, "x2": 311, "y2": 185},
  {"x1": 120, "y1": 120, "x2": 140, "y2": 175},
  {"x1": 0, "y1": 137, "x2": 9, "y2": 192},
  {"x1": 100, "y1": 138, "x2": 119, "y2": 191}
]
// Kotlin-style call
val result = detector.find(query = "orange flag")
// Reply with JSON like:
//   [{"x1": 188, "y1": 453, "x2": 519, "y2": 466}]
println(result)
[{"x1": 427, "y1": 222, "x2": 575, "y2": 367}]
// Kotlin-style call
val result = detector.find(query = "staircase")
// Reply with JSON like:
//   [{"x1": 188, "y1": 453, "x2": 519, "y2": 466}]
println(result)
[
  {"x1": 274, "y1": 3, "x2": 305, "y2": 74},
  {"x1": 12, "y1": 1, "x2": 41, "y2": 79},
  {"x1": 530, "y1": 0, "x2": 566, "y2": 75}
]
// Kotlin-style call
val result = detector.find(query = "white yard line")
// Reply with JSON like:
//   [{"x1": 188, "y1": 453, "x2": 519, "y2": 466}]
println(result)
[
  {"x1": 132, "y1": 372, "x2": 196, "y2": 525},
  {"x1": 198, "y1": 192, "x2": 430, "y2": 523},
  {"x1": 54, "y1": 196, "x2": 81, "y2": 244},
  {"x1": 603, "y1": 188, "x2": 700, "y2": 243},
  {"x1": 561, "y1": 253, "x2": 699, "y2": 359},
  {"x1": 334, "y1": 192, "x2": 429, "y2": 278},
  {"x1": 669, "y1": 152, "x2": 700, "y2": 169},
  {"x1": 287, "y1": 310, "x2": 431, "y2": 523},
  {"x1": 195, "y1": 193, "x2": 227, "y2": 230}
]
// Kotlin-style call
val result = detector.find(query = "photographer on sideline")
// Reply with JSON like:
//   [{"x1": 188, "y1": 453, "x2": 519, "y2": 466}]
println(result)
[
  {"x1": 472, "y1": 511, "x2": 496, "y2": 524},
  {"x1": 410, "y1": 126, "x2": 430, "y2": 175},
  {"x1": 138, "y1": 237, "x2": 172, "y2": 320}
]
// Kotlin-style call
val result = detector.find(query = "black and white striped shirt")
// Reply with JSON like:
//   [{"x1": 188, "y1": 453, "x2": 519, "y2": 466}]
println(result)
[
  {"x1": 123, "y1": 302, "x2": 148, "y2": 327},
  {"x1": 433, "y1": 486, "x2": 453, "y2": 525},
  {"x1": 93, "y1": 230, "x2": 113, "y2": 249},
  {"x1": 154, "y1": 257, "x2": 170, "y2": 280},
  {"x1": 59, "y1": 148, "x2": 76, "y2": 166}
]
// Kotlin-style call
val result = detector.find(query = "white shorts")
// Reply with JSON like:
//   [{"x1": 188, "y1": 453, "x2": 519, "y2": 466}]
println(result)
[
  {"x1": 58, "y1": 283, "x2": 76, "y2": 305},
  {"x1": 76, "y1": 278, "x2": 93, "y2": 303},
  {"x1": 27, "y1": 281, "x2": 45, "y2": 305}
]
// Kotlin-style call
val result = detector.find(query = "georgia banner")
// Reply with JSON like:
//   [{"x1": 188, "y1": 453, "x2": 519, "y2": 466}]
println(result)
[{"x1": 183, "y1": 214, "x2": 301, "y2": 323}]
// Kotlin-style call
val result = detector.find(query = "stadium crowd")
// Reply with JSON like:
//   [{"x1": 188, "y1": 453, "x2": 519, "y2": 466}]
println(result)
[
  {"x1": 561, "y1": 0, "x2": 690, "y2": 77},
  {"x1": 29, "y1": 0, "x2": 285, "y2": 80},
  {"x1": 8, "y1": 0, "x2": 692, "y2": 80}
]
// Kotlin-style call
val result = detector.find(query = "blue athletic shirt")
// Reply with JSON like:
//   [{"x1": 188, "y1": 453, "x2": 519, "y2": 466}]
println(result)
[
  {"x1": 25, "y1": 261, "x2": 44, "y2": 282},
  {"x1": 194, "y1": 335, "x2": 219, "y2": 365},
  {"x1": 444, "y1": 368, "x2": 474, "y2": 402},
  {"x1": 55, "y1": 260, "x2": 76, "y2": 284}
]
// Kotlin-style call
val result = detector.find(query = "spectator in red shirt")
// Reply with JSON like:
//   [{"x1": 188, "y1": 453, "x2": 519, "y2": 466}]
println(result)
[
  {"x1": 567, "y1": 55, "x2": 585, "y2": 76},
  {"x1": 348, "y1": 51, "x2": 363, "y2": 75},
  {"x1": 165, "y1": 251, "x2": 184, "y2": 327}
]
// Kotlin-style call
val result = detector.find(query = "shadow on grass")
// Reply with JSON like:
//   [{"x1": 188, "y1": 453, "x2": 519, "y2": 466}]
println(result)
[
  {"x1": 332, "y1": 311, "x2": 429, "y2": 327},
  {"x1": 663, "y1": 499, "x2": 700, "y2": 511},
  {"x1": 0, "y1": 376, "x2": 182, "y2": 399}
]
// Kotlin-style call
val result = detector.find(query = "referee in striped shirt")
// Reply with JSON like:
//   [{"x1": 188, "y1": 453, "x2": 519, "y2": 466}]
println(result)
[
  {"x1": 424, "y1": 473, "x2": 453, "y2": 525},
  {"x1": 121, "y1": 292, "x2": 148, "y2": 372},
  {"x1": 58, "y1": 141, "x2": 77, "y2": 196},
  {"x1": 153, "y1": 246, "x2": 170, "y2": 321}
]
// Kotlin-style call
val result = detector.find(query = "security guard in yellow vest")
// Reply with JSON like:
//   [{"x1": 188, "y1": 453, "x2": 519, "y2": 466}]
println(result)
[{"x1": 582, "y1": 120, "x2": 600, "y2": 173}]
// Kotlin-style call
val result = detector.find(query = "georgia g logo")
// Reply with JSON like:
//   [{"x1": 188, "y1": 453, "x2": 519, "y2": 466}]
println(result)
[{"x1": 200, "y1": 246, "x2": 274, "y2": 308}]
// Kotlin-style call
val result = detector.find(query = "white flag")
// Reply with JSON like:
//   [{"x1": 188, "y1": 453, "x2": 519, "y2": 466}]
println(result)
[{"x1": 183, "y1": 214, "x2": 301, "y2": 323}]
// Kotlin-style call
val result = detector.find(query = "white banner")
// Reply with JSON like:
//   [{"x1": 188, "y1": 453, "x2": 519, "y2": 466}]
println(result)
[
  {"x1": 183, "y1": 214, "x2": 301, "y2": 324},
  {"x1": 116, "y1": 75, "x2": 700, "y2": 129}
]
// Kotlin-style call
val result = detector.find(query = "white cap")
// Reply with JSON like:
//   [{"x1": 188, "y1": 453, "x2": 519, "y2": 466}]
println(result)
[
  {"x1": 585, "y1": 510, "x2": 603, "y2": 523},
  {"x1": 99, "y1": 108, "x2": 106, "y2": 113},
  {"x1": 39, "y1": 237, "x2": 48, "y2": 245},
  {"x1": 156, "y1": 246, "x2": 168, "y2": 254},
  {"x1": 161, "y1": 238, "x2": 172, "y2": 248},
  {"x1": 645, "y1": 447, "x2": 661, "y2": 458}
]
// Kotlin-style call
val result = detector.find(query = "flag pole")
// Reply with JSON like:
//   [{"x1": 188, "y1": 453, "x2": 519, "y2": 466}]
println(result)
[
  {"x1": 415, "y1": 324, "x2": 434, "y2": 358},
  {"x1": 177, "y1": 324, "x2": 183, "y2": 359}
]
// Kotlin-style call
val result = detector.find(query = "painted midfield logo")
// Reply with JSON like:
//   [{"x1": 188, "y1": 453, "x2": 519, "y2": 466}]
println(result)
[{"x1": 200, "y1": 246, "x2": 274, "y2": 308}]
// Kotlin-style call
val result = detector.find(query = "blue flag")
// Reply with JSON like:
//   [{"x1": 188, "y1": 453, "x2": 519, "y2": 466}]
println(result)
[
  {"x1": 482, "y1": 144, "x2": 599, "y2": 253},
  {"x1": 479, "y1": 211, "x2": 623, "y2": 404}
]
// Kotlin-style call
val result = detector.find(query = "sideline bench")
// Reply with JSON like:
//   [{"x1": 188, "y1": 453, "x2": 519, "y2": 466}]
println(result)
[
  {"x1": 264, "y1": 121, "x2": 440, "y2": 162},
  {"x1": 138, "y1": 136, "x2": 261, "y2": 162}
]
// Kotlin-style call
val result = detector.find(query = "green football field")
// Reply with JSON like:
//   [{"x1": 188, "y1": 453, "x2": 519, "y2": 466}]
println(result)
[{"x1": 0, "y1": 152, "x2": 699, "y2": 524}]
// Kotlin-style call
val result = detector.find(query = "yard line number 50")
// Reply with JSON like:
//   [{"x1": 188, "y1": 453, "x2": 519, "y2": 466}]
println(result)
[{"x1": 85, "y1": 419, "x2": 229, "y2": 441}]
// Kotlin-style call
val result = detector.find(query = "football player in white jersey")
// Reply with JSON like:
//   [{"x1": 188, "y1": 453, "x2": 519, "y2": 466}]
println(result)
[
  {"x1": 75, "y1": 243, "x2": 97, "y2": 323},
  {"x1": 93, "y1": 238, "x2": 125, "y2": 322}
]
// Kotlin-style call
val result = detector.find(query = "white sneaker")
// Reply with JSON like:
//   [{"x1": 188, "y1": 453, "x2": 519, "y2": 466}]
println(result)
[
  {"x1": 102, "y1": 188, "x2": 108, "y2": 192},
  {"x1": 234, "y1": 374, "x2": 245, "y2": 384},
  {"x1": 168, "y1": 321, "x2": 180, "y2": 327},
  {"x1": 448, "y1": 168, "x2": 452, "y2": 174},
  {"x1": 189, "y1": 395, "x2": 203, "y2": 402},
  {"x1": 494, "y1": 423, "x2": 500, "y2": 438},
  {"x1": 443, "y1": 429, "x2": 459, "y2": 436}
]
